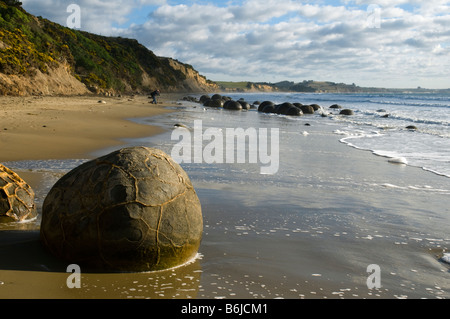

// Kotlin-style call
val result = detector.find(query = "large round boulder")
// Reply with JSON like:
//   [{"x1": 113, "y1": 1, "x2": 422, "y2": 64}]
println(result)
[
  {"x1": 202, "y1": 98, "x2": 212, "y2": 106},
  {"x1": 276, "y1": 102, "x2": 294, "y2": 115},
  {"x1": 224, "y1": 100, "x2": 242, "y2": 110},
  {"x1": 309, "y1": 104, "x2": 321, "y2": 111},
  {"x1": 262, "y1": 104, "x2": 276, "y2": 113},
  {"x1": 0, "y1": 164, "x2": 36, "y2": 223},
  {"x1": 239, "y1": 101, "x2": 251, "y2": 110},
  {"x1": 199, "y1": 95, "x2": 210, "y2": 104},
  {"x1": 40, "y1": 147, "x2": 203, "y2": 272},
  {"x1": 300, "y1": 105, "x2": 315, "y2": 114},
  {"x1": 286, "y1": 107, "x2": 302, "y2": 116},
  {"x1": 208, "y1": 99, "x2": 223, "y2": 108},
  {"x1": 211, "y1": 94, "x2": 222, "y2": 101},
  {"x1": 258, "y1": 101, "x2": 274, "y2": 112}
]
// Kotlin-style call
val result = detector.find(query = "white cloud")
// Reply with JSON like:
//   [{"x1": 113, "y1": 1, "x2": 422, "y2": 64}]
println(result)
[
  {"x1": 21, "y1": 0, "x2": 165, "y2": 34},
  {"x1": 20, "y1": 0, "x2": 450, "y2": 88}
]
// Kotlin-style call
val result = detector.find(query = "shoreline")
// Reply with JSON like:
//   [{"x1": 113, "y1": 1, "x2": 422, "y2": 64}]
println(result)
[
  {"x1": 1, "y1": 93, "x2": 449, "y2": 299},
  {"x1": 0, "y1": 94, "x2": 183, "y2": 163}
]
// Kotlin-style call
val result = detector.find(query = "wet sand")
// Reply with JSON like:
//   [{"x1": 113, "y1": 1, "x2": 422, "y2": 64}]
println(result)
[
  {"x1": 0, "y1": 94, "x2": 176, "y2": 162},
  {"x1": 0, "y1": 97, "x2": 449, "y2": 300},
  {"x1": 0, "y1": 93, "x2": 190, "y2": 299}
]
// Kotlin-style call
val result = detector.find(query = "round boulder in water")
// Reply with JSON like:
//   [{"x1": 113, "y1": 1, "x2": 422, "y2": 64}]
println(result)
[
  {"x1": 239, "y1": 101, "x2": 251, "y2": 110},
  {"x1": 340, "y1": 109, "x2": 354, "y2": 115},
  {"x1": 300, "y1": 105, "x2": 315, "y2": 114},
  {"x1": 286, "y1": 107, "x2": 302, "y2": 116},
  {"x1": 199, "y1": 95, "x2": 210, "y2": 104},
  {"x1": 224, "y1": 100, "x2": 242, "y2": 110},
  {"x1": 40, "y1": 147, "x2": 203, "y2": 272},
  {"x1": 258, "y1": 101, "x2": 274, "y2": 112},
  {"x1": 262, "y1": 104, "x2": 276, "y2": 113},
  {"x1": 208, "y1": 99, "x2": 223, "y2": 107},
  {"x1": 276, "y1": 102, "x2": 294, "y2": 115}
]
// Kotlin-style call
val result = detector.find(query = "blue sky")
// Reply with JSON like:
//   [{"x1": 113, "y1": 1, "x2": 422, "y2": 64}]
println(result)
[{"x1": 21, "y1": 0, "x2": 450, "y2": 89}]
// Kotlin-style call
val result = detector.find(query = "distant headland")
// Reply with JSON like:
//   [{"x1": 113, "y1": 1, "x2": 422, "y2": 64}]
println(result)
[{"x1": 216, "y1": 80, "x2": 450, "y2": 94}]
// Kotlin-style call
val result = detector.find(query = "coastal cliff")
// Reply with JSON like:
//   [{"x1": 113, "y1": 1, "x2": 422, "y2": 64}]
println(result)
[{"x1": 0, "y1": 1, "x2": 218, "y2": 96}]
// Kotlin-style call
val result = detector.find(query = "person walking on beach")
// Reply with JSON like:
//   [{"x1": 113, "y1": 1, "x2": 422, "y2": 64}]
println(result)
[{"x1": 150, "y1": 89, "x2": 160, "y2": 104}]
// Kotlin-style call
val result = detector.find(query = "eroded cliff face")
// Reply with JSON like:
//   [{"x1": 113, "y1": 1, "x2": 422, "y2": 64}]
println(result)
[
  {"x1": 164, "y1": 59, "x2": 219, "y2": 93},
  {"x1": 246, "y1": 83, "x2": 279, "y2": 92},
  {"x1": 0, "y1": 2, "x2": 217, "y2": 96},
  {"x1": 0, "y1": 62, "x2": 89, "y2": 96}
]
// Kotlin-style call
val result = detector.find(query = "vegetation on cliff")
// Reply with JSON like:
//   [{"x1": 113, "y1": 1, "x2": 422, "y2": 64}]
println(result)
[{"x1": 0, "y1": 1, "x2": 216, "y2": 95}]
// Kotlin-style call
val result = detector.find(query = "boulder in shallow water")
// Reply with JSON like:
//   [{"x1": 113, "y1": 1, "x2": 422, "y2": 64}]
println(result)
[
  {"x1": 258, "y1": 101, "x2": 274, "y2": 112},
  {"x1": 224, "y1": 100, "x2": 243, "y2": 110},
  {"x1": 208, "y1": 99, "x2": 223, "y2": 108},
  {"x1": 340, "y1": 109, "x2": 354, "y2": 115},
  {"x1": 262, "y1": 104, "x2": 276, "y2": 113},
  {"x1": 300, "y1": 105, "x2": 315, "y2": 114},
  {"x1": 40, "y1": 147, "x2": 203, "y2": 272},
  {"x1": 286, "y1": 107, "x2": 302, "y2": 116}
]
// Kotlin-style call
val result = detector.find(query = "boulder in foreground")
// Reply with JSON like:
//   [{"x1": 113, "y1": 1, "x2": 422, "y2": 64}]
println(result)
[{"x1": 40, "y1": 147, "x2": 203, "y2": 272}]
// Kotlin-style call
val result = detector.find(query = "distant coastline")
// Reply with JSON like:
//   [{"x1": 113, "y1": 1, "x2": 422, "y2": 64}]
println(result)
[{"x1": 216, "y1": 80, "x2": 450, "y2": 94}]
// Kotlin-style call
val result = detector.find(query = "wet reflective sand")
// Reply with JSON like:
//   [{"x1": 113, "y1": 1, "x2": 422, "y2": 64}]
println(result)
[{"x1": 1, "y1": 106, "x2": 449, "y2": 299}]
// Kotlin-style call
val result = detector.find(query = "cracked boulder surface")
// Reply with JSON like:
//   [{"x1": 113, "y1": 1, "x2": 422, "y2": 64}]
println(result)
[
  {"x1": 40, "y1": 147, "x2": 203, "y2": 272},
  {"x1": 0, "y1": 164, "x2": 37, "y2": 223}
]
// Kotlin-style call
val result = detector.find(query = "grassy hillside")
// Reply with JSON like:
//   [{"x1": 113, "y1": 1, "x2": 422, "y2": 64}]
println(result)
[{"x1": 0, "y1": 1, "x2": 216, "y2": 95}]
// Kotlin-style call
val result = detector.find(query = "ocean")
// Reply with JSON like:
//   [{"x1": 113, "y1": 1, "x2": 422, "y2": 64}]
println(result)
[
  {"x1": 7, "y1": 92, "x2": 449, "y2": 179},
  {"x1": 181, "y1": 92, "x2": 450, "y2": 178},
  {"x1": 1, "y1": 92, "x2": 449, "y2": 299}
]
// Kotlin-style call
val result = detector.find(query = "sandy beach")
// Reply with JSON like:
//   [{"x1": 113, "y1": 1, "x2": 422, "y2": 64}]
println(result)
[
  {"x1": 0, "y1": 93, "x2": 449, "y2": 300},
  {"x1": 0, "y1": 94, "x2": 178, "y2": 162},
  {"x1": 0, "y1": 93, "x2": 190, "y2": 299}
]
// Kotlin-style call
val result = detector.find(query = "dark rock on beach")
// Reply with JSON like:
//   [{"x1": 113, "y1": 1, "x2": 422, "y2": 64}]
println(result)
[
  {"x1": 208, "y1": 99, "x2": 224, "y2": 108},
  {"x1": 262, "y1": 104, "x2": 276, "y2": 113},
  {"x1": 199, "y1": 95, "x2": 210, "y2": 104},
  {"x1": 40, "y1": 147, "x2": 203, "y2": 272},
  {"x1": 340, "y1": 109, "x2": 354, "y2": 115},
  {"x1": 275, "y1": 102, "x2": 294, "y2": 115},
  {"x1": 224, "y1": 100, "x2": 243, "y2": 110},
  {"x1": 309, "y1": 104, "x2": 321, "y2": 111},
  {"x1": 286, "y1": 107, "x2": 302, "y2": 116},
  {"x1": 300, "y1": 105, "x2": 315, "y2": 114},
  {"x1": 211, "y1": 94, "x2": 222, "y2": 101},
  {"x1": 258, "y1": 101, "x2": 275, "y2": 112},
  {"x1": 239, "y1": 101, "x2": 251, "y2": 110}
]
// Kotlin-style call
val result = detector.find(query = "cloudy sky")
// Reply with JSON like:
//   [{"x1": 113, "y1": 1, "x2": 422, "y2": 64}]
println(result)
[{"x1": 21, "y1": 0, "x2": 450, "y2": 89}]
